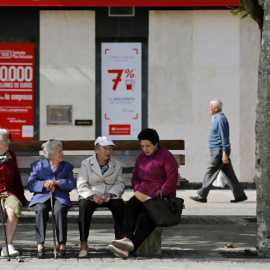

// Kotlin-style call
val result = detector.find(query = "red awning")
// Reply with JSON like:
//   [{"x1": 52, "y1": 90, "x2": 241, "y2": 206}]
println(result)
[{"x1": 0, "y1": 0, "x2": 239, "y2": 7}]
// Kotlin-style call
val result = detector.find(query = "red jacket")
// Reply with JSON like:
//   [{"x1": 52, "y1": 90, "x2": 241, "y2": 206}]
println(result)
[
  {"x1": 0, "y1": 150, "x2": 28, "y2": 205},
  {"x1": 132, "y1": 146, "x2": 178, "y2": 198}
]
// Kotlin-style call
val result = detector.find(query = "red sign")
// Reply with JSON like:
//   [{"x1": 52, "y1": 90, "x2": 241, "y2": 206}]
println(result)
[
  {"x1": 109, "y1": 124, "x2": 131, "y2": 135},
  {"x1": 0, "y1": 1, "x2": 239, "y2": 7},
  {"x1": 0, "y1": 43, "x2": 35, "y2": 141}
]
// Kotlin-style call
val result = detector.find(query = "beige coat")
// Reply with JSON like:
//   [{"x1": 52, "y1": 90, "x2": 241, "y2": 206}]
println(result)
[{"x1": 77, "y1": 154, "x2": 125, "y2": 199}]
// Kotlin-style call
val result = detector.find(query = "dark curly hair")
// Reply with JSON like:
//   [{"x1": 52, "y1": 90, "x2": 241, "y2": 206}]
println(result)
[{"x1": 137, "y1": 128, "x2": 159, "y2": 146}]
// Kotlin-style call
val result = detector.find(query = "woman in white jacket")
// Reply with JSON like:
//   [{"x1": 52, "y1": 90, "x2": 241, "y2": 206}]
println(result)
[{"x1": 77, "y1": 136, "x2": 125, "y2": 258}]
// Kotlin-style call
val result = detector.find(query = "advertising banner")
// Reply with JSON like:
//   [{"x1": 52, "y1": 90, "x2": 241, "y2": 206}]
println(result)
[
  {"x1": 0, "y1": 43, "x2": 35, "y2": 141},
  {"x1": 101, "y1": 43, "x2": 142, "y2": 139}
]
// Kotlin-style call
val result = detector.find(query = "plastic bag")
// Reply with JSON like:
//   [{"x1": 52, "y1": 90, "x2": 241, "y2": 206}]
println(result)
[{"x1": 212, "y1": 171, "x2": 227, "y2": 188}]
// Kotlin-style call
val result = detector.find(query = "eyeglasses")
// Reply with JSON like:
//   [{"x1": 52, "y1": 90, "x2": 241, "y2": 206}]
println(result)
[{"x1": 0, "y1": 139, "x2": 10, "y2": 143}]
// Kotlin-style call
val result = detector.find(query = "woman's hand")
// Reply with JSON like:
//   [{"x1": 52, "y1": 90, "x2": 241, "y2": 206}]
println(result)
[
  {"x1": 44, "y1": 180, "x2": 60, "y2": 192},
  {"x1": 92, "y1": 194, "x2": 105, "y2": 205},
  {"x1": 103, "y1": 193, "x2": 112, "y2": 203}
]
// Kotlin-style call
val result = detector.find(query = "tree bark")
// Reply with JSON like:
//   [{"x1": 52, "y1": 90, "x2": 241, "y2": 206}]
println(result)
[{"x1": 255, "y1": 0, "x2": 270, "y2": 258}]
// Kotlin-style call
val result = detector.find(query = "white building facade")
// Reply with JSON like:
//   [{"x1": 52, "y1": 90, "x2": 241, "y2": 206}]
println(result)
[{"x1": 0, "y1": 1, "x2": 260, "y2": 183}]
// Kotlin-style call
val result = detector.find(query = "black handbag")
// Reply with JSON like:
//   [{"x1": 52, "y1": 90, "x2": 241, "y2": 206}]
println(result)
[{"x1": 144, "y1": 191, "x2": 185, "y2": 227}]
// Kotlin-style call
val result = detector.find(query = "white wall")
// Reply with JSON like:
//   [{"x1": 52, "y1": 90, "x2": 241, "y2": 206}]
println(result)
[
  {"x1": 38, "y1": 9, "x2": 260, "y2": 183},
  {"x1": 149, "y1": 10, "x2": 260, "y2": 182},
  {"x1": 40, "y1": 10, "x2": 95, "y2": 140},
  {"x1": 239, "y1": 16, "x2": 259, "y2": 182}
]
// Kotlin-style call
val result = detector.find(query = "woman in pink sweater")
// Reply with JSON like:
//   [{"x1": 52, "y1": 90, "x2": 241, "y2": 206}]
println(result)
[{"x1": 108, "y1": 128, "x2": 178, "y2": 259}]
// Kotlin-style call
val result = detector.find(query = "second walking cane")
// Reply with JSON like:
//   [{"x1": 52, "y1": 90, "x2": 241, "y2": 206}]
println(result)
[{"x1": 50, "y1": 191, "x2": 57, "y2": 259}]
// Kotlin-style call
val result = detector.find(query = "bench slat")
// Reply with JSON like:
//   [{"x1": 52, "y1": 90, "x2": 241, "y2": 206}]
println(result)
[
  {"x1": 10, "y1": 140, "x2": 184, "y2": 151},
  {"x1": 20, "y1": 173, "x2": 188, "y2": 187},
  {"x1": 17, "y1": 154, "x2": 186, "y2": 187},
  {"x1": 16, "y1": 154, "x2": 185, "y2": 168}
]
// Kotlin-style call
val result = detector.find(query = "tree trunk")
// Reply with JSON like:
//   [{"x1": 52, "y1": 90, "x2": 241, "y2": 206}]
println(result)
[
  {"x1": 242, "y1": 0, "x2": 264, "y2": 31},
  {"x1": 255, "y1": 0, "x2": 270, "y2": 258}
]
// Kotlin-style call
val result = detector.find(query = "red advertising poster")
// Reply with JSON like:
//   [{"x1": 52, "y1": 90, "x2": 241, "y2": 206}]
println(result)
[{"x1": 0, "y1": 43, "x2": 34, "y2": 141}]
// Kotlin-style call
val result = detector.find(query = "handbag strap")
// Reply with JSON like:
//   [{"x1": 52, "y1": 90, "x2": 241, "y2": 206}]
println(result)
[
  {"x1": 159, "y1": 188, "x2": 178, "y2": 213},
  {"x1": 159, "y1": 188, "x2": 163, "y2": 198}
]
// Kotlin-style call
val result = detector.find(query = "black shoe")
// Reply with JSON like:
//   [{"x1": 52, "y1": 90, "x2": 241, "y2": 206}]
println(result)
[
  {"x1": 190, "y1": 196, "x2": 207, "y2": 203},
  {"x1": 230, "y1": 194, "x2": 248, "y2": 203},
  {"x1": 58, "y1": 249, "x2": 66, "y2": 258},
  {"x1": 37, "y1": 248, "x2": 45, "y2": 258}
]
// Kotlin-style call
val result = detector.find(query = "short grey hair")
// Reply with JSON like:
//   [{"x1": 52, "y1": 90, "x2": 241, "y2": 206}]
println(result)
[
  {"x1": 211, "y1": 99, "x2": 223, "y2": 111},
  {"x1": 0, "y1": 128, "x2": 8, "y2": 140},
  {"x1": 42, "y1": 139, "x2": 62, "y2": 159}
]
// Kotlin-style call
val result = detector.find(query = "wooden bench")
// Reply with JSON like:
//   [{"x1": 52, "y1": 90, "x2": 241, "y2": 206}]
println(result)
[{"x1": 10, "y1": 140, "x2": 187, "y2": 256}]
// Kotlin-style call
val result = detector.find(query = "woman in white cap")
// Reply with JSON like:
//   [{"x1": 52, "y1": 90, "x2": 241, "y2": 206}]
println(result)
[{"x1": 77, "y1": 136, "x2": 125, "y2": 258}]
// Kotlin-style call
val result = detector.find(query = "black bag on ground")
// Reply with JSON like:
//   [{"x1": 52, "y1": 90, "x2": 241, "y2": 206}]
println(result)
[{"x1": 144, "y1": 191, "x2": 184, "y2": 227}]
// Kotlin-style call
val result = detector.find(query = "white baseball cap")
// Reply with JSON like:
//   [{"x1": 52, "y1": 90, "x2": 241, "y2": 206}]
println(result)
[{"x1": 94, "y1": 136, "x2": 115, "y2": 146}]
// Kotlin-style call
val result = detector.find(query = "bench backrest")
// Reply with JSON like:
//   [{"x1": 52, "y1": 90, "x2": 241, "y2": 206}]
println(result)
[{"x1": 10, "y1": 140, "x2": 186, "y2": 187}]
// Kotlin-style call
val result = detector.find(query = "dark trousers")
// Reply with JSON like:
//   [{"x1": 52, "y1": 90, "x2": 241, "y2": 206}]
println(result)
[
  {"x1": 78, "y1": 198, "x2": 124, "y2": 241},
  {"x1": 33, "y1": 199, "x2": 68, "y2": 245},
  {"x1": 121, "y1": 196, "x2": 156, "y2": 251},
  {"x1": 197, "y1": 150, "x2": 246, "y2": 199}
]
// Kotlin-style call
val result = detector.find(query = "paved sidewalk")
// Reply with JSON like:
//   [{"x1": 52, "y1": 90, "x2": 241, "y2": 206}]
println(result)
[{"x1": 1, "y1": 189, "x2": 270, "y2": 270}]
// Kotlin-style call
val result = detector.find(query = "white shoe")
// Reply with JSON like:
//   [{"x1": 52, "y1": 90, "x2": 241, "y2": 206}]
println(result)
[
  {"x1": 108, "y1": 244, "x2": 128, "y2": 259},
  {"x1": 78, "y1": 249, "x2": 88, "y2": 258},
  {"x1": 1, "y1": 245, "x2": 19, "y2": 257},
  {"x1": 111, "y1": 239, "x2": 134, "y2": 251}
]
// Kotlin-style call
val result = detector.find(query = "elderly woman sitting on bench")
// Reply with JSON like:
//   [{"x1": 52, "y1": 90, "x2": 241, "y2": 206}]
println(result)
[
  {"x1": 0, "y1": 128, "x2": 28, "y2": 257},
  {"x1": 77, "y1": 136, "x2": 125, "y2": 258},
  {"x1": 27, "y1": 139, "x2": 75, "y2": 258},
  {"x1": 108, "y1": 128, "x2": 179, "y2": 259}
]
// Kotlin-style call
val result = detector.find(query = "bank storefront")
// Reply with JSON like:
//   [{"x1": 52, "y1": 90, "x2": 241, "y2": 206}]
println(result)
[{"x1": 0, "y1": 1, "x2": 259, "y2": 183}]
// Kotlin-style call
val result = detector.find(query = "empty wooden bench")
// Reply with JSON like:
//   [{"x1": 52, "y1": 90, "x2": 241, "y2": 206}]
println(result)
[{"x1": 10, "y1": 139, "x2": 187, "y2": 256}]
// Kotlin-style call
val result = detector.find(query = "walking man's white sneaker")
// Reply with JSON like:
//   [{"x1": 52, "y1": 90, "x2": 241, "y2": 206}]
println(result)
[
  {"x1": 1, "y1": 245, "x2": 19, "y2": 257},
  {"x1": 108, "y1": 244, "x2": 128, "y2": 259}
]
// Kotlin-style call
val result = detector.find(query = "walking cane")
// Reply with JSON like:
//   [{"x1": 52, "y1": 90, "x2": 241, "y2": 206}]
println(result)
[
  {"x1": 0, "y1": 194, "x2": 10, "y2": 261},
  {"x1": 50, "y1": 191, "x2": 57, "y2": 259}
]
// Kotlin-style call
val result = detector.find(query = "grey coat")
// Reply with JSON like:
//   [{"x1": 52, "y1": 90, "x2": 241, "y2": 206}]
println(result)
[{"x1": 77, "y1": 154, "x2": 125, "y2": 200}]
